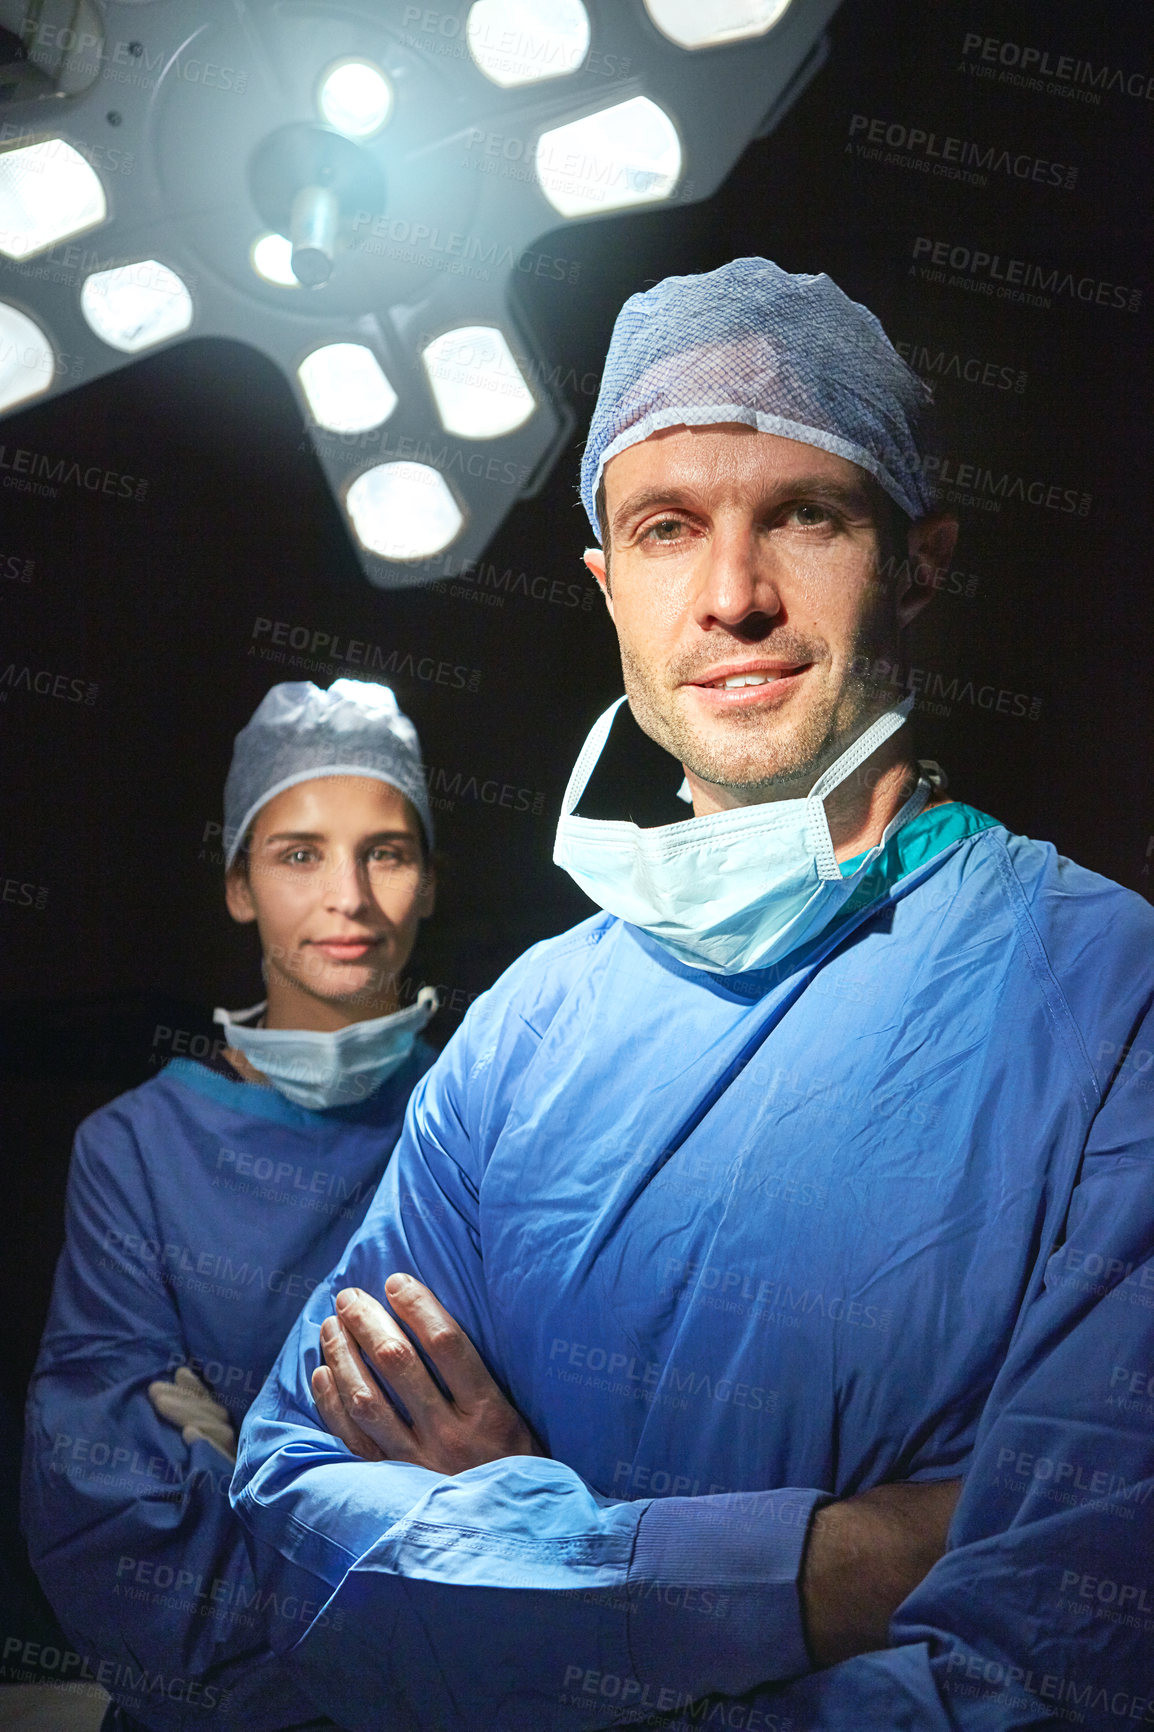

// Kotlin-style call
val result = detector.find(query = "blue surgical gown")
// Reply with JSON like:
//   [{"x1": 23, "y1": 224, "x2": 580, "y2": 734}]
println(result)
[
  {"x1": 233, "y1": 808, "x2": 1154, "y2": 1731},
  {"x1": 22, "y1": 1042, "x2": 433, "y2": 1732}
]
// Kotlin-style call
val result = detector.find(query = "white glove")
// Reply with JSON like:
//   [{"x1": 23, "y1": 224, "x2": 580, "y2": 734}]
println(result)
[{"x1": 148, "y1": 1365, "x2": 238, "y2": 1463}]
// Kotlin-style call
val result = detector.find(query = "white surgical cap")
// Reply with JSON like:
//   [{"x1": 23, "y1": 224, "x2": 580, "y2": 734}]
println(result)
[
  {"x1": 223, "y1": 679, "x2": 433, "y2": 868},
  {"x1": 580, "y1": 256, "x2": 937, "y2": 540}
]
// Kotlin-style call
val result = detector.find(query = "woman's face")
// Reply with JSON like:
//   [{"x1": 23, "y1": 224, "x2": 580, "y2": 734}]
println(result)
[{"x1": 225, "y1": 775, "x2": 434, "y2": 1026}]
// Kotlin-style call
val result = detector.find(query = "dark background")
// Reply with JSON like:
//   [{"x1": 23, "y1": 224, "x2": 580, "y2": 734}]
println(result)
[{"x1": 1, "y1": 0, "x2": 1151, "y2": 1669}]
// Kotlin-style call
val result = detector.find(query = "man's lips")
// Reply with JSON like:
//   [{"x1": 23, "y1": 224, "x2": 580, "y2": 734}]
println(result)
[{"x1": 683, "y1": 660, "x2": 813, "y2": 706}]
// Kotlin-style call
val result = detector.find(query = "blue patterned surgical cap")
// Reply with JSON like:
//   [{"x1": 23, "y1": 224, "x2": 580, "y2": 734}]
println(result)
[{"x1": 580, "y1": 257, "x2": 937, "y2": 540}]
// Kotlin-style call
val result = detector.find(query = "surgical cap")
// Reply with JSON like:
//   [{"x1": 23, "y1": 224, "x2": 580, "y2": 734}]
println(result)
[
  {"x1": 223, "y1": 679, "x2": 433, "y2": 868},
  {"x1": 580, "y1": 256, "x2": 937, "y2": 540}
]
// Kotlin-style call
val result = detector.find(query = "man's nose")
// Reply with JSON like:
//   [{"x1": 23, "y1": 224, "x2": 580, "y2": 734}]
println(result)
[{"x1": 691, "y1": 523, "x2": 782, "y2": 634}]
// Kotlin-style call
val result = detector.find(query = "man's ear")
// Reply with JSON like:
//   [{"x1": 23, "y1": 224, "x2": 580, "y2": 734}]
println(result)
[
  {"x1": 583, "y1": 547, "x2": 614, "y2": 617},
  {"x1": 224, "y1": 864, "x2": 257, "y2": 925},
  {"x1": 896, "y1": 513, "x2": 960, "y2": 630}
]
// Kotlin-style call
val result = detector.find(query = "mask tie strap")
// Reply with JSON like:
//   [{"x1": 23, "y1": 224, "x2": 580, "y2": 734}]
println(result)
[
  {"x1": 805, "y1": 697, "x2": 916, "y2": 880},
  {"x1": 876, "y1": 772, "x2": 932, "y2": 853},
  {"x1": 558, "y1": 696, "x2": 628, "y2": 820},
  {"x1": 213, "y1": 1000, "x2": 267, "y2": 1031}
]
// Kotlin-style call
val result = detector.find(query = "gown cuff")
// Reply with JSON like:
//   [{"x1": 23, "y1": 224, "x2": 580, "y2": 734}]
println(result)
[{"x1": 626, "y1": 1487, "x2": 828, "y2": 1697}]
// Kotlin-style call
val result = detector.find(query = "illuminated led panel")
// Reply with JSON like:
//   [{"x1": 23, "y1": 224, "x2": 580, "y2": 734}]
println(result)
[
  {"x1": 422, "y1": 326, "x2": 535, "y2": 438},
  {"x1": 298, "y1": 344, "x2": 397, "y2": 434},
  {"x1": 80, "y1": 260, "x2": 193, "y2": 353},
  {"x1": 467, "y1": 0, "x2": 589, "y2": 87},
  {"x1": 0, "y1": 303, "x2": 54, "y2": 410},
  {"x1": 536, "y1": 97, "x2": 681, "y2": 217},
  {"x1": 251, "y1": 233, "x2": 300, "y2": 287},
  {"x1": 643, "y1": 0, "x2": 793, "y2": 48},
  {"x1": 0, "y1": 139, "x2": 105, "y2": 260},
  {"x1": 346, "y1": 462, "x2": 463, "y2": 559},
  {"x1": 318, "y1": 59, "x2": 393, "y2": 137}
]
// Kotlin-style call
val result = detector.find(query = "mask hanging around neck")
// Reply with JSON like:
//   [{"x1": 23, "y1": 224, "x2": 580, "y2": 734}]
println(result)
[
  {"x1": 213, "y1": 987, "x2": 438, "y2": 1110},
  {"x1": 553, "y1": 696, "x2": 928, "y2": 974}
]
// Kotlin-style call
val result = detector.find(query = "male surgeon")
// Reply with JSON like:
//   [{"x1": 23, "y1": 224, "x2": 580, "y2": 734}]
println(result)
[
  {"x1": 23, "y1": 679, "x2": 441, "y2": 1731},
  {"x1": 232, "y1": 261, "x2": 1154, "y2": 1730}
]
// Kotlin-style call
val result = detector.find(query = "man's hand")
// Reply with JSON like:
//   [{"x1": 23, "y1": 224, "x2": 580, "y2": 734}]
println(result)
[
  {"x1": 801, "y1": 1476, "x2": 962, "y2": 1667},
  {"x1": 148, "y1": 1366, "x2": 238, "y2": 1464},
  {"x1": 311, "y1": 1274, "x2": 544, "y2": 1472}
]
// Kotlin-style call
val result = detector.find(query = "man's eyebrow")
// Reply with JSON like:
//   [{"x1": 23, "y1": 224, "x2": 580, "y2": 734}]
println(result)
[
  {"x1": 610, "y1": 485, "x2": 696, "y2": 532},
  {"x1": 610, "y1": 474, "x2": 877, "y2": 534}
]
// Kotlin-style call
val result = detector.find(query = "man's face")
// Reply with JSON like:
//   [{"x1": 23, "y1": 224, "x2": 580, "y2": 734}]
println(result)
[
  {"x1": 588, "y1": 425, "x2": 945, "y2": 804},
  {"x1": 225, "y1": 775, "x2": 434, "y2": 1018}
]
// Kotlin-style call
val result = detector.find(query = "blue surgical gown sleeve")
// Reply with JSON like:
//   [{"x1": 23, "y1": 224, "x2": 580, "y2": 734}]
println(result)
[
  {"x1": 670, "y1": 996, "x2": 1154, "y2": 1732},
  {"x1": 231, "y1": 973, "x2": 828, "y2": 1732},
  {"x1": 22, "y1": 1108, "x2": 330, "y2": 1732}
]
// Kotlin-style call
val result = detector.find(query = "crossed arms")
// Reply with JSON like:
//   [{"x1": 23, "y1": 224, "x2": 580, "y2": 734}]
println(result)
[
  {"x1": 231, "y1": 1053, "x2": 1154, "y2": 1731},
  {"x1": 312, "y1": 1273, "x2": 961, "y2": 1671}
]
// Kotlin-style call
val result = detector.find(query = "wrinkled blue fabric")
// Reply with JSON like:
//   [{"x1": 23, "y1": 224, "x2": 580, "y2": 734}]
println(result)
[
  {"x1": 233, "y1": 816, "x2": 1154, "y2": 1732},
  {"x1": 22, "y1": 1044, "x2": 433, "y2": 1732}
]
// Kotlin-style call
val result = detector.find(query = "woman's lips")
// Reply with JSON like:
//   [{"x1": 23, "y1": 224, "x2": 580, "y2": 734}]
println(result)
[{"x1": 309, "y1": 938, "x2": 382, "y2": 961}]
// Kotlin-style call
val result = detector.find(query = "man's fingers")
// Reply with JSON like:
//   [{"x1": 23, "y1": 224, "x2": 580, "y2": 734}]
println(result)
[
  {"x1": 310, "y1": 1363, "x2": 386, "y2": 1461},
  {"x1": 334, "y1": 1287, "x2": 455, "y2": 1431},
  {"x1": 319, "y1": 1314, "x2": 421, "y2": 1458},
  {"x1": 316, "y1": 1287, "x2": 543, "y2": 1475},
  {"x1": 382, "y1": 1274, "x2": 501, "y2": 1410}
]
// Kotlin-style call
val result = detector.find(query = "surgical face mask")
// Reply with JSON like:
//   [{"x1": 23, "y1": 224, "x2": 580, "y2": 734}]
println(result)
[
  {"x1": 213, "y1": 987, "x2": 437, "y2": 1110},
  {"x1": 553, "y1": 697, "x2": 929, "y2": 975}
]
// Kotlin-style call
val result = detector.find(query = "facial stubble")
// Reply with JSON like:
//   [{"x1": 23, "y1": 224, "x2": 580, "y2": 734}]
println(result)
[{"x1": 618, "y1": 607, "x2": 903, "y2": 798}]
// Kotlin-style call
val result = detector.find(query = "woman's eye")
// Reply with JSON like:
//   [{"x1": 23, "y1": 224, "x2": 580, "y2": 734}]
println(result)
[{"x1": 284, "y1": 849, "x2": 314, "y2": 865}]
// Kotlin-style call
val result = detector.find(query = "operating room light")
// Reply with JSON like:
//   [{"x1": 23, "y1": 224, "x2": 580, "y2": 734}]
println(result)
[
  {"x1": 0, "y1": 138, "x2": 106, "y2": 260},
  {"x1": 297, "y1": 342, "x2": 398, "y2": 434},
  {"x1": 0, "y1": 302, "x2": 53, "y2": 410},
  {"x1": 536, "y1": 96, "x2": 682, "y2": 218},
  {"x1": 0, "y1": 0, "x2": 844, "y2": 586},
  {"x1": 250, "y1": 233, "x2": 301, "y2": 287},
  {"x1": 346, "y1": 461, "x2": 464, "y2": 560},
  {"x1": 466, "y1": 0, "x2": 590, "y2": 88},
  {"x1": 79, "y1": 260, "x2": 193, "y2": 353},
  {"x1": 317, "y1": 59, "x2": 393, "y2": 138},
  {"x1": 422, "y1": 326, "x2": 535, "y2": 438},
  {"x1": 642, "y1": 0, "x2": 793, "y2": 49}
]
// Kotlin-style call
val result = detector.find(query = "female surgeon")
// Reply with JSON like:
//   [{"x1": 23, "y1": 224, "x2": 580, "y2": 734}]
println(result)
[{"x1": 22, "y1": 678, "x2": 441, "y2": 1732}]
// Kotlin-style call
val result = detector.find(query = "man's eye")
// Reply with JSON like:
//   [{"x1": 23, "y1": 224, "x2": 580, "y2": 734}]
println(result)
[
  {"x1": 644, "y1": 518, "x2": 685, "y2": 542},
  {"x1": 788, "y1": 503, "x2": 833, "y2": 527}
]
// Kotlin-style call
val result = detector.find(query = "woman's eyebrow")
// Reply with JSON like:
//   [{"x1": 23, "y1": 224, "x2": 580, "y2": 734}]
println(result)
[{"x1": 260, "y1": 829, "x2": 417, "y2": 846}]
